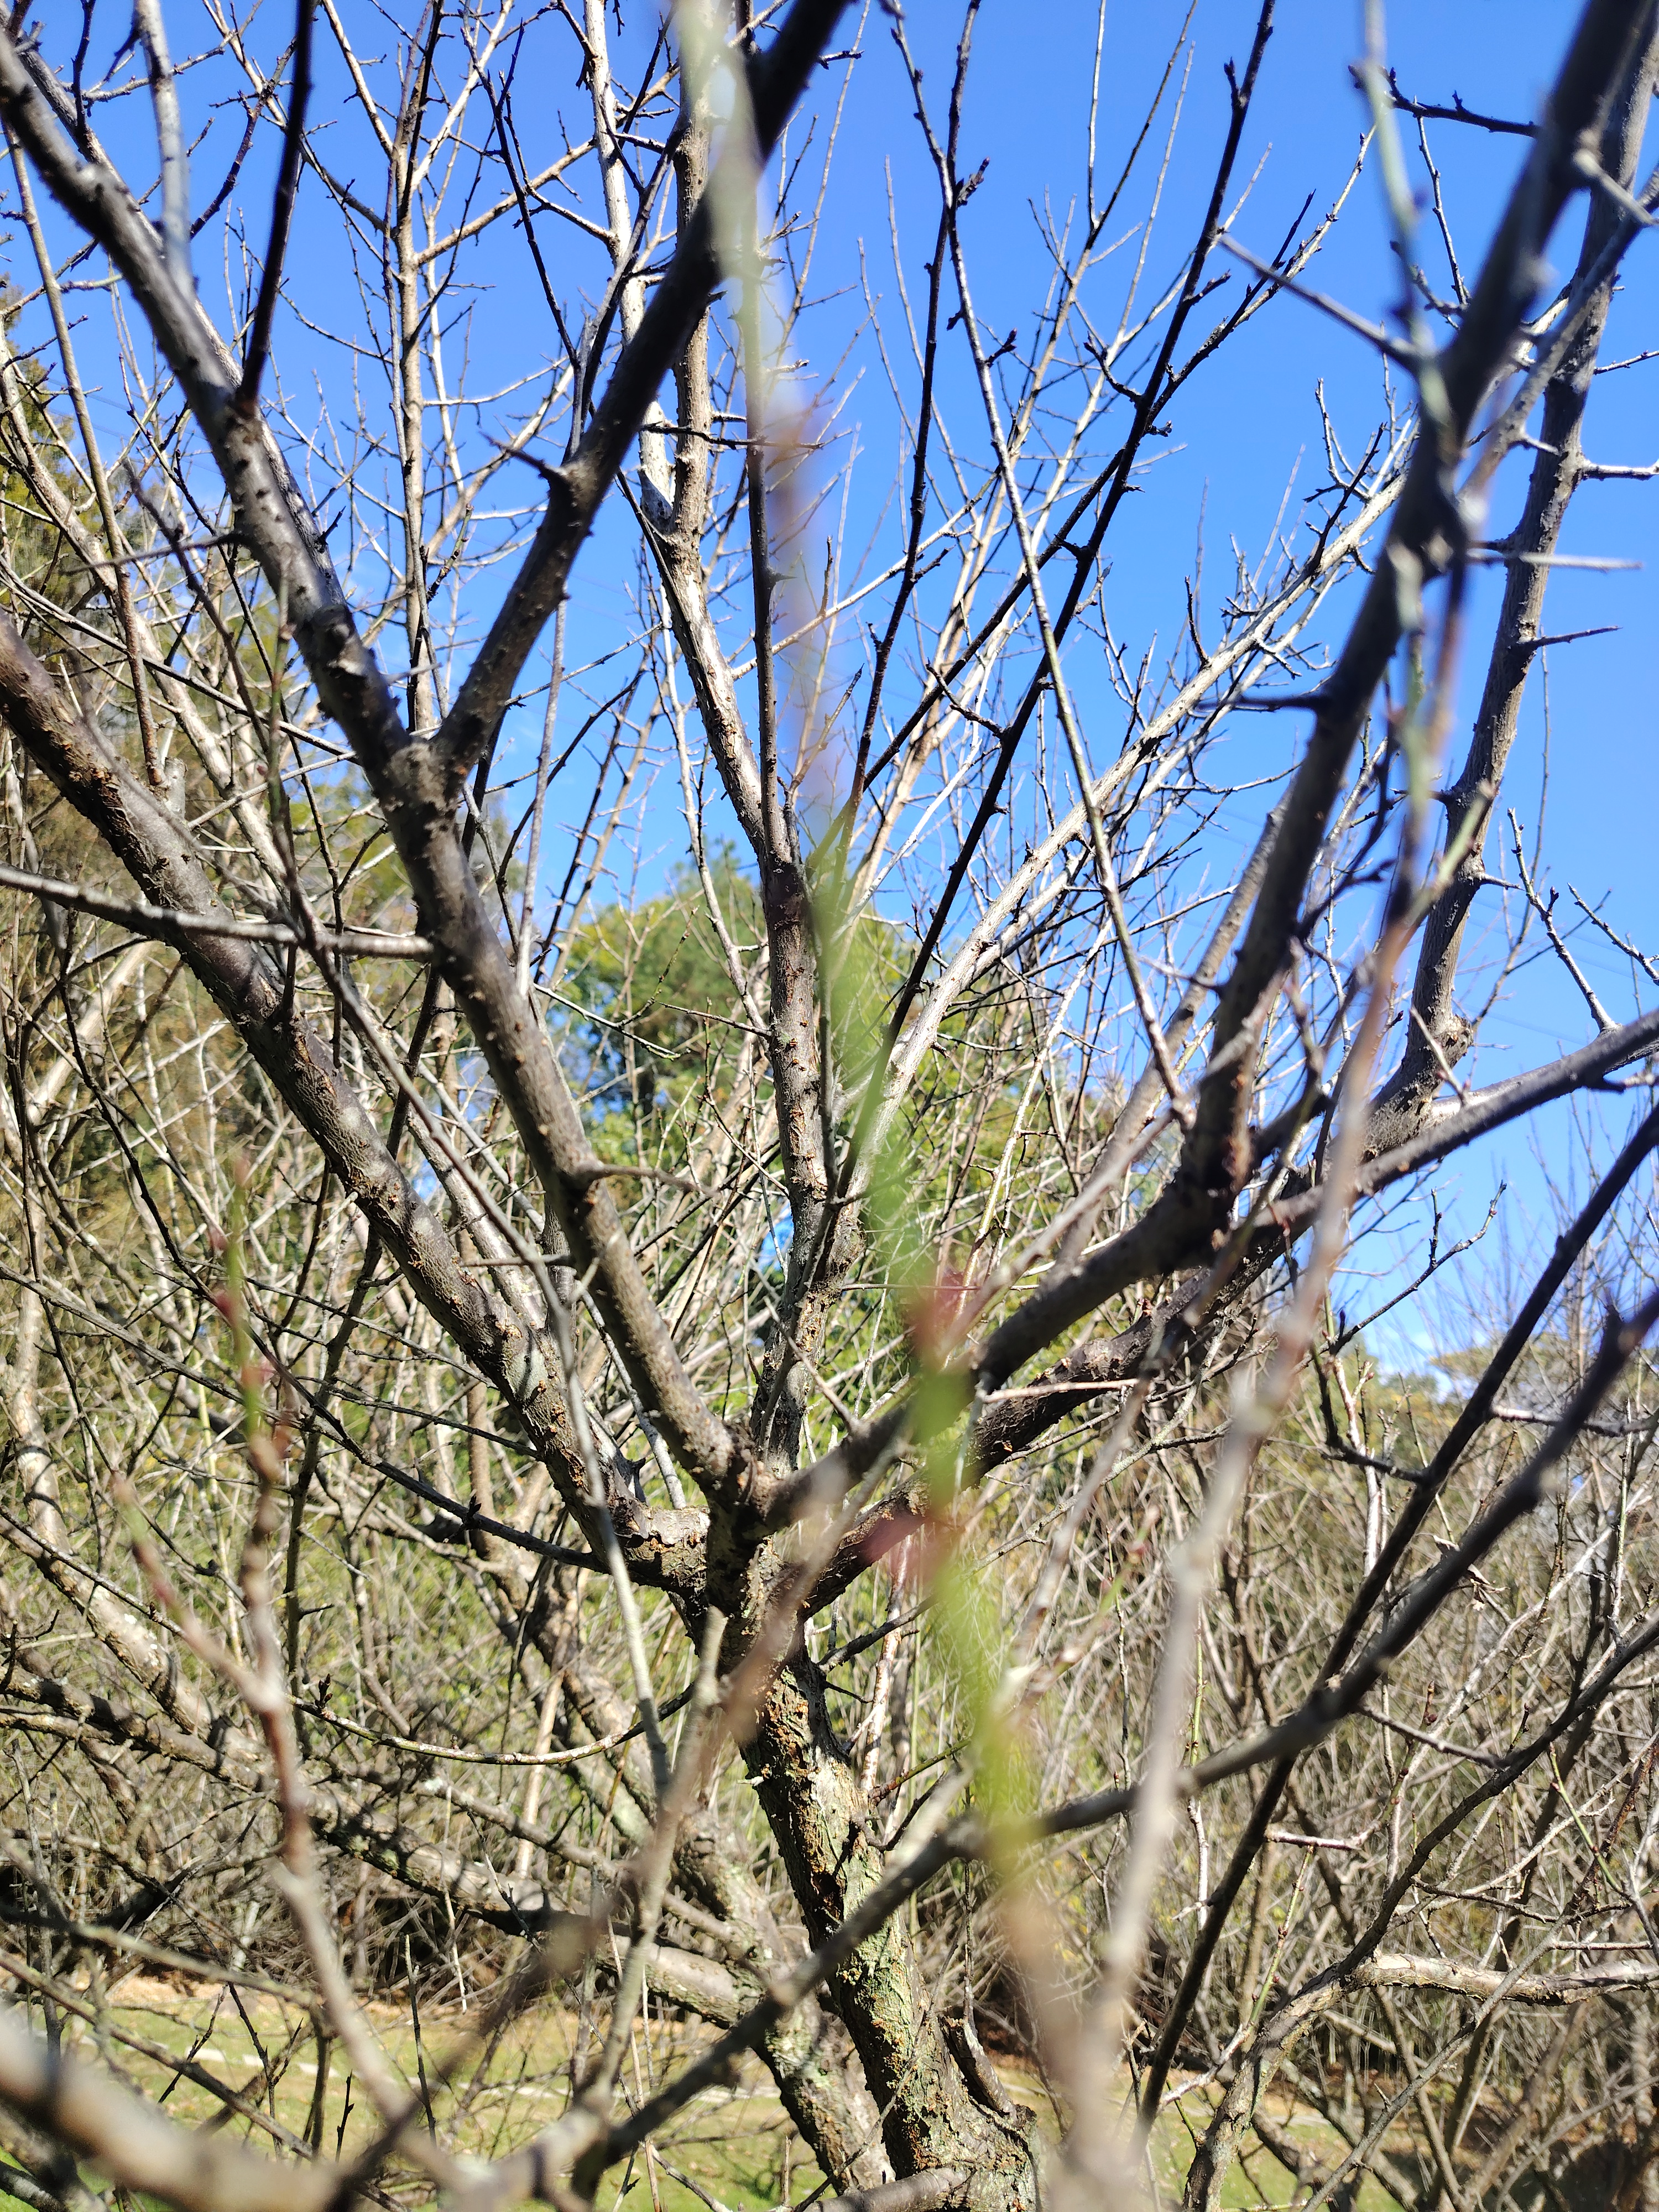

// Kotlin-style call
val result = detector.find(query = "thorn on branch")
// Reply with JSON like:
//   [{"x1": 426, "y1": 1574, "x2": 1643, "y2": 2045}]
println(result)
[
  {"x1": 494, "y1": 439, "x2": 571, "y2": 495},
  {"x1": 1515, "y1": 624, "x2": 1619, "y2": 654}
]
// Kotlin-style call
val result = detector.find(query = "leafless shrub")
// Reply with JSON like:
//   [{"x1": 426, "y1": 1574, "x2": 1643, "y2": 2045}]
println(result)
[{"x1": 1, "y1": 4, "x2": 1658, "y2": 2210}]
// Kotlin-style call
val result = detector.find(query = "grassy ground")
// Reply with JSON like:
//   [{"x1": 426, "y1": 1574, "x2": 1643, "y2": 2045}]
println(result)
[
  {"x1": 51, "y1": 1976, "x2": 819, "y2": 2212},
  {"x1": 1151, "y1": 2088, "x2": 1404, "y2": 2209},
  {"x1": 29, "y1": 1978, "x2": 1418, "y2": 2210}
]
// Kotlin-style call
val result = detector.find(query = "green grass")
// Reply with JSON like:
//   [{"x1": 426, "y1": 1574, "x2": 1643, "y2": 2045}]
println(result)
[
  {"x1": 36, "y1": 1979, "x2": 1420, "y2": 2210},
  {"x1": 48, "y1": 1976, "x2": 817, "y2": 2212},
  {"x1": 1150, "y1": 2085, "x2": 1404, "y2": 2209}
]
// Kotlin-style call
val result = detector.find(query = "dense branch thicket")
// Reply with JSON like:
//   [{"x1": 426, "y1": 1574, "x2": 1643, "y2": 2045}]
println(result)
[{"x1": 2, "y1": 4, "x2": 1659, "y2": 2209}]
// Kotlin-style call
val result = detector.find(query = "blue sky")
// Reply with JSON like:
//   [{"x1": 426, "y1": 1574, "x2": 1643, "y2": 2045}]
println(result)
[
  {"x1": 820, "y1": 1, "x2": 1659, "y2": 1356},
  {"x1": 758, "y1": 0, "x2": 1659, "y2": 1358},
  {"x1": 18, "y1": 1, "x2": 1659, "y2": 1364}
]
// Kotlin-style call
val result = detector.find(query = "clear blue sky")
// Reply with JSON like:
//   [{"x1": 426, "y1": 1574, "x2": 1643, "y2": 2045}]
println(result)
[
  {"x1": 760, "y1": 0, "x2": 1659, "y2": 1358},
  {"x1": 22, "y1": 1, "x2": 1659, "y2": 1363}
]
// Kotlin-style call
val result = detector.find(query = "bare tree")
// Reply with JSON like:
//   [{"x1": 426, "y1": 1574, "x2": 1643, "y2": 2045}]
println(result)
[{"x1": 2, "y1": 3, "x2": 1659, "y2": 2209}]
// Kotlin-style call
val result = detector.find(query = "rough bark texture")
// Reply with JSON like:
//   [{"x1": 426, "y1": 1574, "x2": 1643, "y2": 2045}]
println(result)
[{"x1": 749, "y1": 1661, "x2": 1035, "y2": 2200}]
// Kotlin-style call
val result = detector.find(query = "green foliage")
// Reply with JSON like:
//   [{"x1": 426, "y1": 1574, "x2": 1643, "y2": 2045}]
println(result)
[
  {"x1": 560, "y1": 848, "x2": 761, "y2": 1123},
  {"x1": 287, "y1": 765, "x2": 420, "y2": 933}
]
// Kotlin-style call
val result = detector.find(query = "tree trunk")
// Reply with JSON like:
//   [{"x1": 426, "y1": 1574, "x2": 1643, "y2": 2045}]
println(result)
[{"x1": 750, "y1": 1656, "x2": 1036, "y2": 2204}]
